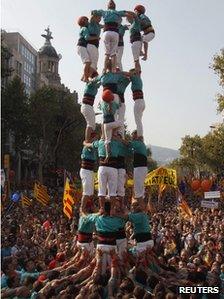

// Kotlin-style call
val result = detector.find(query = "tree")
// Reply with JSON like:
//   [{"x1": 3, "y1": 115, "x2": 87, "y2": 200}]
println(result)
[
  {"x1": 1, "y1": 77, "x2": 30, "y2": 153},
  {"x1": 29, "y1": 86, "x2": 85, "y2": 182},
  {"x1": 211, "y1": 49, "x2": 224, "y2": 114},
  {"x1": 202, "y1": 125, "x2": 224, "y2": 174}
]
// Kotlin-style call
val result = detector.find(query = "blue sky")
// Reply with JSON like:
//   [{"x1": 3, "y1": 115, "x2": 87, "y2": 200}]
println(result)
[{"x1": 2, "y1": 0, "x2": 224, "y2": 149}]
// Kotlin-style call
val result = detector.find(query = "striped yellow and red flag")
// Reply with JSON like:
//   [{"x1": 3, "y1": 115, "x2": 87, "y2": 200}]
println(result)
[
  {"x1": 178, "y1": 195, "x2": 193, "y2": 219},
  {"x1": 21, "y1": 195, "x2": 32, "y2": 207},
  {"x1": 34, "y1": 182, "x2": 50, "y2": 206},
  {"x1": 63, "y1": 178, "x2": 75, "y2": 219}
]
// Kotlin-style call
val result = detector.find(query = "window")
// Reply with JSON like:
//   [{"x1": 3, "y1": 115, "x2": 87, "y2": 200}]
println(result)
[{"x1": 16, "y1": 61, "x2": 22, "y2": 76}]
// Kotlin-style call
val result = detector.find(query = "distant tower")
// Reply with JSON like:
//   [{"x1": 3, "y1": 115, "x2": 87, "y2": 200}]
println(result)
[{"x1": 37, "y1": 27, "x2": 61, "y2": 88}]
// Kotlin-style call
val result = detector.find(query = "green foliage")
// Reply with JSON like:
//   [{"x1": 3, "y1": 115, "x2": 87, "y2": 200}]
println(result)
[
  {"x1": 29, "y1": 86, "x2": 85, "y2": 177},
  {"x1": 1, "y1": 77, "x2": 30, "y2": 151},
  {"x1": 211, "y1": 49, "x2": 224, "y2": 113}
]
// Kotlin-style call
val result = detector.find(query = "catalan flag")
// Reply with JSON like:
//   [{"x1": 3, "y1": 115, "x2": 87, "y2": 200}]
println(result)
[
  {"x1": 34, "y1": 182, "x2": 50, "y2": 206},
  {"x1": 178, "y1": 195, "x2": 193, "y2": 219},
  {"x1": 63, "y1": 178, "x2": 75, "y2": 219},
  {"x1": 21, "y1": 195, "x2": 32, "y2": 207}
]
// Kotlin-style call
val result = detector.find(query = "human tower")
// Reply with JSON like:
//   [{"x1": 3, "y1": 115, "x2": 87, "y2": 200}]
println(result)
[{"x1": 76, "y1": 0, "x2": 155, "y2": 255}]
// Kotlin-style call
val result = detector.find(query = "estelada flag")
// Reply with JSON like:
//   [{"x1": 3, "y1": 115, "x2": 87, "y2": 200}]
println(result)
[
  {"x1": 21, "y1": 195, "x2": 32, "y2": 207},
  {"x1": 34, "y1": 182, "x2": 50, "y2": 206},
  {"x1": 178, "y1": 195, "x2": 193, "y2": 219},
  {"x1": 63, "y1": 178, "x2": 75, "y2": 219}
]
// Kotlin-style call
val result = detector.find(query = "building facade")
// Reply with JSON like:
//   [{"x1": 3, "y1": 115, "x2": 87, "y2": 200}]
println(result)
[{"x1": 2, "y1": 31, "x2": 37, "y2": 95}]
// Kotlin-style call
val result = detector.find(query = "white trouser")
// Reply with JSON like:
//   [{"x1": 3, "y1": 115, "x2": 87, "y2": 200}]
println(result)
[
  {"x1": 98, "y1": 166, "x2": 118, "y2": 197},
  {"x1": 134, "y1": 166, "x2": 148, "y2": 198},
  {"x1": 97, "y1": 244, "x2": 117, "y2": 274},
  {"x1": 136, "y1": 240, "x2": 154, "y2": 252},
  {"x1": 87, "y1": 44, "x2": 99, "y2": 71},
  {"x1": 117, "y1": 103, "x2": 126, "y2": 137},
  {"x1": 103, "y1": 31, "x2": 119, "y2": 56},
  {"x1": 80, "y1": 168, "x2": 94, "y2": 196},
  {"x1": 134, "y1": 99, "x2": 145, "y2": 137},
  {"x1": 116, "y1": 238, "x2": 127, "y2": 258},
  {"x1": 131, "y1": 41, "x2": 142, "y2": 61},
  {"x1": 117, "y1": 168, "x2": 126, "y2": 197},
  {"x1": 117, "y1": 46, "x2": 124, "y2": 70},
  {"x1": 81, "y1": 104, "x2": 96, "y2": 130},
  {"x1": 77, "y1": 241, "x2": 94, "y2": 255},
  {"x1": 77, "y1": 46, "x2": 90, "y2": 64},
  {"x1": 142, "y1": 32, "x2": 155, "y2": 43},
  {"x1": 104, "y1": 120, "x2": 122, "y2": 145}
]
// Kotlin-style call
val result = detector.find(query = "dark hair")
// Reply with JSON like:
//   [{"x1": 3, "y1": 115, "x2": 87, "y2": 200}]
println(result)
[
  {"x1": 94, "y1": 274, "x2": 108, "y2": 287},
  {"x1": 104, "y1": 201, "x2": 111, "y2": 215},
  {"x1": 120, "y1": 277, "x2": 135, "y2": 293},
  {"x1": 133, "y1": 286, "x2": 145, "y2": 299},
  {"x1": 143, "y1": 293, "x2": 153, "y2": 299},
  {"x1": 23, "y1": 276, "x2": 37, "y2": 286},
  {"x1": 147, "y1": 275, "x2": 159, "y2": 290},
  {"x1": 47, "y1": 270, "x2": 60, "y2": 281},
  {"x1": 7, "y1": 276, "x2": 18, "y2": 288},
  {"x1": 88, "y1": 293, "x2": 101, "y2": 299},
  {"x1": 2, "y1": 257, "x2": 13, "y2": 273},
  {"x1": 135, "y1": 269, "x2": 148, "y2": 285},
  {"x1": 91, "y1": 285, "x2": 104, "y2": 298}
]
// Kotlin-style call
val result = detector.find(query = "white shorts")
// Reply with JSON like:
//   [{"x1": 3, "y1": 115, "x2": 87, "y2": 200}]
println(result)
[
  {"x1": 98, "y1": 166, "x2": 118, "y2": 197},
  {"x1": 136, "y1": 240, "x2": 154, "y2": 252},
  {"x1": 117, "y1": 168, "x2": 126, "y2": 197},
  {"x1": 81, "y1": 104, "x2": 96, "y2": 130},
  {"x1": 77, "y1": 241, "x2": 94, "y2": 254},
  {"x1": 87, "y1": 44, "x2": 99, "y2": 71},
  {"x1": 103, "y1": 31, "x2": 119, "y2": 56},
  {"x1": 104, "y1": 120, "x2": 122, "y2": 145},
  {"x1": 134, "y1": 166, "x2": 148, "y2": 198},
  {"x1": 77, "y1": 46, "x2": 90, "y2": 64},
  {"x1": 131, "y1": 41, "x2": 142, "y2": 61},
  {"x1": 97, "y1": 244, "x2": 117, "y2": 252},
  {"x1": 80, "y1": 168, "x2": 94, "y2": 196},
  {"x1": 116, "y1": 238, "x2": 127, "y2": 257},
  {"x1": 117, "y1": 46, "x2": 124, "y2": 70},
  {"x1": 142, "y1": 32, "x2": 155, "y2": 43}
]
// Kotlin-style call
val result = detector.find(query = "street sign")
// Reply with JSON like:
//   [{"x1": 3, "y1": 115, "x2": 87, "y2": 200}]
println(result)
[
  {"x1": 204, "y1": 191, "x2": 221, "y2": 199},
  {"x1": 201, "y1": 200, "x2": 219, "y2": 209}
]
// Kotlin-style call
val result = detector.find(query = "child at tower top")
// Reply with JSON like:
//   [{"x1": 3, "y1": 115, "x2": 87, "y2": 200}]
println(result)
[
  {"x1": 134, "y1": 4, "x2": 155, "y2": 61},
  {"x1": 77, "y1": 16, "x2": 100, "y2": 82},
  {"x1": 99, "y1": 89, "x2": 122, "y2": 160},
  {"x1": 92, "y1": 0, "x2": 135, "y2": 72}
]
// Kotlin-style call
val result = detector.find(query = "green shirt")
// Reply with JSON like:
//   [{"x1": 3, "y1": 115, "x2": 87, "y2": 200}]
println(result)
[
  {"x1": 100, "y1": 72, "x2": 124, "y2": 87},
  {"x1": 99, "y1": 101, "x2": 119, "y2": 116},
  {"x1": 129, "y1": 18, "x2": 141, "y2": 36},
  {"x1": 130, "y1": 140, "x2": 147, "y2": 157},
  {"x1": 117, "y1": 75, "x2": 130, "y2": 94},
  {"x1": 92, "y1": 9, "x2": 126, "y2": 24},
  {"x1": 93, "y1": 140, "x2": 119, "y2": 158},
  {"x1": 130, "y1": 74, "x2": 143, "y2": 91},
  {"x1": 139, "y1": 14, "x2": 152, "y2": 31},
  {"x1": 119, "y1": 24, "x2": 129, "y2": 37},
  {"x1": 128, "y1": 212, "x2": 151, "y2": 234},
  {"x1": 84, "y1": 81, "x2": 100, "y2": 97},
  {"x1": 81, "y1": 146, "x2": 97, "y2": 161},
  {"x1": 118, "y1": 141, "x2": 132, "y2": 157},
  {"x1": 79, "y1": 26, "x2": 90, "y2": 41},
  {"x1": 88, "y1": 214, "x2": 125, "y2": 233},
  {"x1": 78, "y1": 215, "x2": 95, "y2": 233},
  {"x1": 88, "y1": 20, "x2": 101, "y2": 37}
]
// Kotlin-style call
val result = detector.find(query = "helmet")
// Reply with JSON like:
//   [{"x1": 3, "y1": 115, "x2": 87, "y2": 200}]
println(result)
[
  {"x1": 77, "y1": 16, "x2": 88, "y2": 27},
  {"x1": 102, "y1": 89, "x2": 114, "y2": 103},
  {"x1": 134, "y1": 5, "x2": 146, "y2": 14}
]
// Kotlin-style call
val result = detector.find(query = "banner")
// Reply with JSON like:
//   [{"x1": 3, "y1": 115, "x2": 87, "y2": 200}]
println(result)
[
  {"x1": 145, "y1": 167, "x2": 177, "y2": 186},
  {"x1": 63, "y1": 178, "x2": 76, "y2": 219}
]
